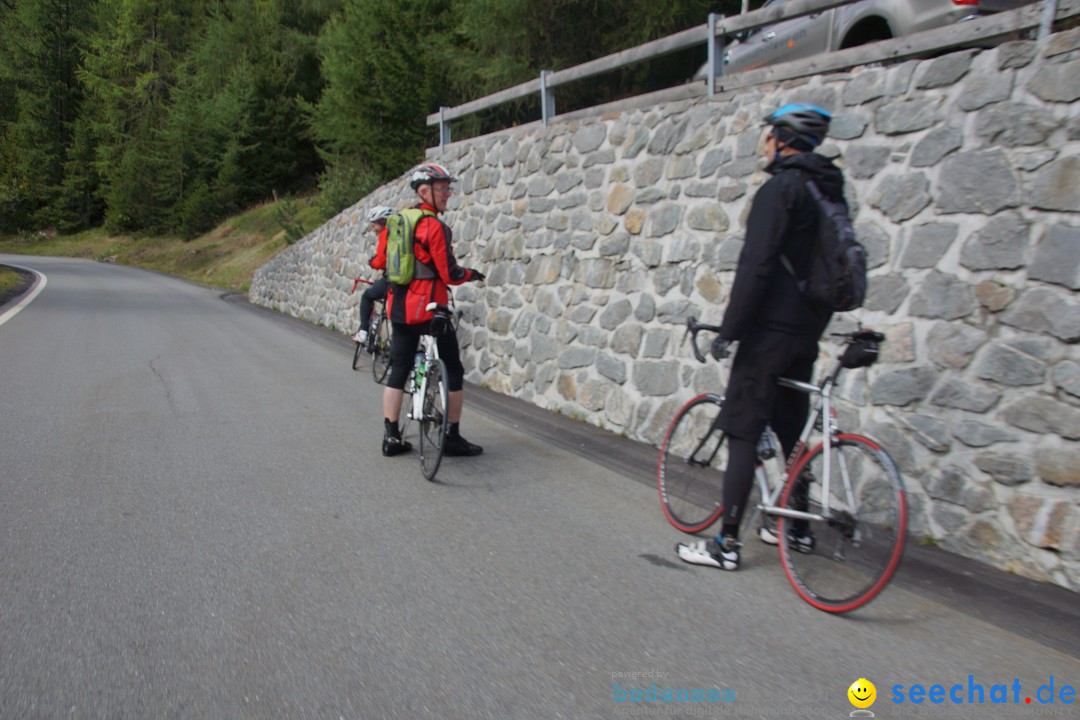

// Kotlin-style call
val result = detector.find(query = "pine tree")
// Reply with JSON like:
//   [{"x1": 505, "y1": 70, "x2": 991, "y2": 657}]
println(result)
[{"x1": 0, "y1": 0, "x2": 93, "y2": 231}]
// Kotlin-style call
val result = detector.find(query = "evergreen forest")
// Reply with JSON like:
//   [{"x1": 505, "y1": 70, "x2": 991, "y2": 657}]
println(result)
[{"x1": 0, "y1": 0, "x2": 736, "y2": 238}]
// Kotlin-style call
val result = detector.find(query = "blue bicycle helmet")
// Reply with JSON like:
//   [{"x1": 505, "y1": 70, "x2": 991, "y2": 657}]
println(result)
[{"x1": 763, "y1": 103, "x2": 831, "y2": 148}]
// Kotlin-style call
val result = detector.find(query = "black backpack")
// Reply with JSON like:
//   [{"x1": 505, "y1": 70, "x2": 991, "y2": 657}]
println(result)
[{"x1": 781, "y1": 179, "x2": 867, "y2": 312}]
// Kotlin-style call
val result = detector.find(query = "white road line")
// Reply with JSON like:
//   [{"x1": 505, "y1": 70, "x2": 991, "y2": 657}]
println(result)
[{"x1": 0, "y1": 264, "x2": 47, "y2": 327}]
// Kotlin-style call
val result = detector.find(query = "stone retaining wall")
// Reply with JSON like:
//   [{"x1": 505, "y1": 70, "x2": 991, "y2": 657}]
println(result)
[{"x1": 252, "y1": 31, "x2": 1080, "y2": 589}]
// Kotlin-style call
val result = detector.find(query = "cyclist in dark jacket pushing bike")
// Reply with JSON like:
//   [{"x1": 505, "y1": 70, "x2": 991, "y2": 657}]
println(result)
[{"x1": 678, "y1": 103, "x2": 844, "y2": 572}]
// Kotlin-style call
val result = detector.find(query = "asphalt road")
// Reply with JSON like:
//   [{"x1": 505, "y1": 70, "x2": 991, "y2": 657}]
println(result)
[{"x1": 2, "y1": 255, "x2": 1078, "y2": 720}]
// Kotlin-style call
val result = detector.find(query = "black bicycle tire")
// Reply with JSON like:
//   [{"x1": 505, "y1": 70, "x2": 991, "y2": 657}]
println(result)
[
  {"x1": 370, "y1": 312, "x2": 391, "y2": 384},
  {"x1": 418, "y1": 358, "x2": 449, "y2": 482},
  {"x1": 656, "y1": 394, "x2": 727, "y2": 534},
  {"x1": 352, "y1": 340, "x2": 364, "y2": 371},
  {"x1": 776, "y1": 435, "x2": 907, "y2": 614}
]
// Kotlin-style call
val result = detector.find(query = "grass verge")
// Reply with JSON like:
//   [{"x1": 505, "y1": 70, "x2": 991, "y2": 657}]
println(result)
[
  {"x1": 0, "y1": 195, "x2": 326, "y2": 294},
  {"x1": 0, "y1": 267, "x2": 20, "y2": 295}
]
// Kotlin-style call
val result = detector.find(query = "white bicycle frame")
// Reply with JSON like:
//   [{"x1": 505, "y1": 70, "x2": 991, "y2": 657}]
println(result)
[
  {"x1": 741, "y1": 356, "x2": 851, "y2": 540},
  {"x1": 407, "y1": 302, "x2": 444, "y2": 421}
]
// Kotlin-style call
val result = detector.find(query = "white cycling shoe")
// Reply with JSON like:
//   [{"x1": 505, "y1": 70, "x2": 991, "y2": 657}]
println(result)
[{"x1": 676, "y1": 538, "x2": 740, "y2": 571}]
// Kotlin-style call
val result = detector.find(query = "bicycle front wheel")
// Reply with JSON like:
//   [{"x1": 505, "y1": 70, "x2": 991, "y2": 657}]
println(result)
[
  {"x1": 777, "y1": 435, "x2": 907, "y2": 614},
  {"x1": 657, "y1": 394, "x2": 727, "y2": 533},
  {"x1": 352, "y1": 341, "x2": 364, "y2": 371},
  {"x1": 370, "y1": 314, "x2": 391, "y2": 384},
  {"x1": 418, "y1": 358, "x2": 449, "y2": 481}
]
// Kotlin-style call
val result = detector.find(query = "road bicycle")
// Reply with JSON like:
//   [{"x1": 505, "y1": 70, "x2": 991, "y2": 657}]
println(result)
[
  {"x1": 657, "y1": 318, "x2": 907, "y2": 613},
  {"x1": 402, "y1": 301, "x2": 455, "y2": 481},
  {"x1": 349, "y1": 277, "x2": 391, "y2": 383}
]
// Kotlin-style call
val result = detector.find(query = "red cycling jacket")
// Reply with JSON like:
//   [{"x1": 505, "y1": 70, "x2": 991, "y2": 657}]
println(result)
[
  {"x1": 387, "y1": 201, "x2": 476, "y2": 325},
  {"x1": 369, "y1": 225, "x2": 388, "y2": 271}
]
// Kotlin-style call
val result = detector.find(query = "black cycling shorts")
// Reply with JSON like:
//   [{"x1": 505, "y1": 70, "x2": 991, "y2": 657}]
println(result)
[
  {"x1": 717, "y1": 329, "x2": 820, "y2": 448},
  {"x1": 386, "y1": 321, "x2": 465, "y2": 392}
]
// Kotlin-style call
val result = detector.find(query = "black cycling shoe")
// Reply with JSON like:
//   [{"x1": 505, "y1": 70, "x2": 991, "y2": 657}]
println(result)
[
  {"x1": 443, "y1": 433, "x2": 483, "y2": 457},
  {"x1": 382, "y1": 435, "x2": 413, "y2": 457}
]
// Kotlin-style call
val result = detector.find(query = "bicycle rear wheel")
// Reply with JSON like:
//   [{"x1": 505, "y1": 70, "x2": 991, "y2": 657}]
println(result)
[
  {"x1": 657, "y1": 394, "x2": 727, "y2": 533},
  {"x1": 370, "y1": 312, "x2": 391, "y2": 384},
  {"x1": 418, "y1": 358, "x2": 449, "y2": 481},
  {"x1": 777, "y1": 435, "x2": 907, "y2": 614}
]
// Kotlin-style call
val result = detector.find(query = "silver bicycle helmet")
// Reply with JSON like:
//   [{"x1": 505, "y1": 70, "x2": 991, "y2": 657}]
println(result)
[
  {"x1": 366, "y1": 205, "x2": 393, "y2": 223},
  {"x1": 408, "y1": 162, "x2": 456, "y2": 190},
  {"x1": 763, "y1": 103, "x2": 831, "y2": 147}
]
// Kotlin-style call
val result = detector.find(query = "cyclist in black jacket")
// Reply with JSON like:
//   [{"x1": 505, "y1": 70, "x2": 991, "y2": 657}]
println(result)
[{"x1": 678, "y1": 103, "x2": 843, "y2": 571}]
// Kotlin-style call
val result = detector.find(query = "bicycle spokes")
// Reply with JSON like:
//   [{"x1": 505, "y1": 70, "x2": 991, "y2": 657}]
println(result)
[{"x1": 777, "y1": 437, "x2": 906, "y2": 613}]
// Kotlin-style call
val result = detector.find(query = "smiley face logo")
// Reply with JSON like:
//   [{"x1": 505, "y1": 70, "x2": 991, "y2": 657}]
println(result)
[{"x1": 848, "y1": 678, "x2": 876, "y2": 709}]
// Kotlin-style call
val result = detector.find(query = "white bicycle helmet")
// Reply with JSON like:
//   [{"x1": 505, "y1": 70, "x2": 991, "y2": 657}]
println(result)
[
  {"x1": 366, "y1": 205, "x2": 393, "y2": 223},
  {"x1": 408, "y1": 162, "x2": 456, "y2": 190}
]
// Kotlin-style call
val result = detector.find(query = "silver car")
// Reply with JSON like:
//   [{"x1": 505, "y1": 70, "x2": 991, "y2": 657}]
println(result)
[{"x1": 696, "y1": 0, "x2": 989, "y2": 77}]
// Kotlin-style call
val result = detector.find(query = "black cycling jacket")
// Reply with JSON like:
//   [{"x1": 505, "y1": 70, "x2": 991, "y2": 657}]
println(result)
[{"x1": 718, "y1": 151, "x2": 844, "y2": 341}]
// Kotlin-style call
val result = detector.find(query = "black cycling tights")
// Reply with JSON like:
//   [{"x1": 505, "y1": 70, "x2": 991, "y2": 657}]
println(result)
[{"x1": 721, "y1": 436, "x2": 758, "y2": 533}]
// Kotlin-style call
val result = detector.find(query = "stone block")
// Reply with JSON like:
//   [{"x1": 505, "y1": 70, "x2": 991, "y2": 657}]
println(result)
[
  {"x1": 930, "y1": 379, "x2": 1001, "y2": 413},
  {"x1": 996, "y1": 40, "x2": 1036, "y2": 69},
  {"x1": 957, "y1": 71, "x2": 1013, "y2": 111},
  {"x1": 573, "y1": 125, "x2": 607, "y2": 153},
  {"x1": 1028, "y1": 224, "x2": 1080, "y2": 290},
  {"x1": 869, "y1": 366, "x2": 938, "y2": 406},
  {"x1": 1002, "y1": 396, "x2": 1080, "y2": 440},
  {"x1": 1053, "y1": 361, "x2": 1080, "y2": 399},
  {"x1": 864, "y1": 274, "x2": 909, "y2": 314},
  {"x1": 974, "y1": 280, "x2": 1014, "y2": 313},
  {"x1": 686, "y1": 203, "x2": 730, "y2": 233},
  {"x1": 599, "y1": 299, "x2": 632, "y2": 330},
  {"x1": 596, "y1": 353, "x2": 628, "y2": 384},
  {"x1": 843, "y1": 69, "x2": 886, "y2": 105},
  {"x1": 936, "y1": 149, "x2": 1021, "y2": 215},
  {"x1": 974, "y1": 452, "x2": 1031, "y2": 486},
  {"x1": 911, "y1": 127, "x2": 963, "y2": 167},
  {"x1": 1030, "y1": 156, "x2": 1080, "y2": 212},
  {"x1": 1000, "y1": 287, "x2": 1080, "y2": 343},
  {"x1": 870, "y1": 171, "x2": 932, "y2": 222},
  {"x1": 1009, "y1": 494, "x2": 1072, "y2": 550},
  {"x1": 1036, "y1": 448, "x2": 1080, "y2": 487},
  {"x1": 1027, "y1": 58, "x2": 1080, "y2": 103},
  {"x1": 975, "y1": 102, "x2": 1059, "y2": 147},
  {"x1": 909, "y1": 271, "x2": 976, "y2": 320},
  {"x1": 632, "y1": 361, "x2": 680, "y2": 396},
  {"x1": 967, "y1": 212, "x2": 1032, "y2": 272},
  {"x1": 875, "y1": 98, "x2": 943, "y2": 135},
  {"x1": 953, "y1": 419, "x2": 1017, "y2": 448},
  {"x1": 844, "y1": 144, "x2": 891, "y2": 178},
  {"x1": 611, "y1": 324, "x2": 643, "y2": 357},
  {"x1": 976, "y1": 343, "x2": 1047, "y2": 386},
  {"x1": 901, "y1": 223, "x2": 957, "y2": 269},
  {"x1": 646, "y1": 204, "x2": 683, "y2": 238},
  {"x1": 915, "y1": 50, "x2": 976, "y2": 89}
]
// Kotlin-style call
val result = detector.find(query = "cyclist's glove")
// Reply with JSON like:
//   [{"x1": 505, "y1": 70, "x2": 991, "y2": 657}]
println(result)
[
  {"x1": 710, "y1": 337, "x2": 732, "y2": 360},
  {"x1": 469, "y1": 268, "x2": 486, "y2": 282}
]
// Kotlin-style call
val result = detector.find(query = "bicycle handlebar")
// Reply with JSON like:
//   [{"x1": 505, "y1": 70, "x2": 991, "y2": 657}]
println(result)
[
  {"x1": 682, "y1": 316, "x2": 723, "y2": 364},
  {"x1": 682, "y1": 316, "x2": 885, "y2": 364},
  {"x1": 350, "y1": 277, "x2": 374, "y2": 294}
]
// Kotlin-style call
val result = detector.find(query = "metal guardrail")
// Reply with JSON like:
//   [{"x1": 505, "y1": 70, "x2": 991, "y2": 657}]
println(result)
[{"x1": 427, "y1": 0, "x2": 1074, "y2": 150}]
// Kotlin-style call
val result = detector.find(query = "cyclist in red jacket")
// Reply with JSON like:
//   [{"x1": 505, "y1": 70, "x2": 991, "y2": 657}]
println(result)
[
  {"x1": 353, "y1": 205, "x2": 393, "y2": 345},
  {"x1": 381, "y1": 162, "x2": 486, "y2": 457}
]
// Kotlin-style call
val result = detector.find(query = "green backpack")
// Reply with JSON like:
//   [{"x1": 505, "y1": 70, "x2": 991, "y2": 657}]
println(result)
[{"x1": 385, "y1": 208, "x2": 436, "y2": 285}]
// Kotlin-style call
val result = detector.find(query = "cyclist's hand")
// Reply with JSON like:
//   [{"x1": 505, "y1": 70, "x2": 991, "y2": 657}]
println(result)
[
  {"x1": 710, "y1": 337, "x2": 731, "y2": 361},
  {"x1": 469, "y1": 268, "x2": 486, "y2": 282}
]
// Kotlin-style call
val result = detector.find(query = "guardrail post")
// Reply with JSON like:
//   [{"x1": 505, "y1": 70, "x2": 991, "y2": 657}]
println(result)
[
  {"x1": 707, "y1": 13, "x2": 725, "y2": 96},
  {"x1": 1038, "y1": 0, "x2": 1059, "y2": 38},
  {"x1": 540, "y1": 70, "x2": 556, "y2": 126},
  {"x1": 439, "y1": 106, "x2": 451, "y2": 151}
]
